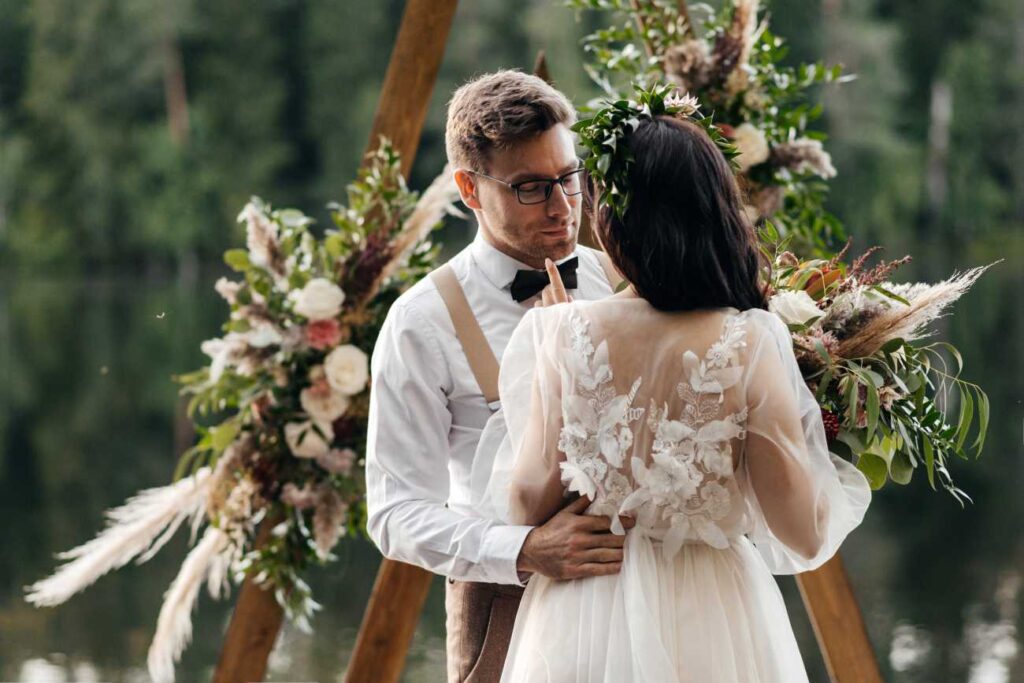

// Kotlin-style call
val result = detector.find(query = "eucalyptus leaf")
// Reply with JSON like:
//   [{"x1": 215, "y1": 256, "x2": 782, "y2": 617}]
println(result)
[
  {"x1": 955, "y1": 386, "x2": 974, "y2": 452},
  {"x1": 856, "y1": 453, "x2": 889, "y2": 490},
  {"x1": 922, "y1": 438, "x2": 936, "y2": 489},
  {"x1": 889, "y1": 450, "x2": 915, "y2": 485},
  {"x1": 225, "y1": 249, "x2": 251, "y2": 272}
]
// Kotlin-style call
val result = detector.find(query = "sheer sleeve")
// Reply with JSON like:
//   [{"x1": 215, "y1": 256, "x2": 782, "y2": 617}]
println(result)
[
  {"x1": 471, "y1": 306, "x2": 569, "y2": 526},
  {"x1": 737, "y1": 310, "x2": 871, "y2": 574}
]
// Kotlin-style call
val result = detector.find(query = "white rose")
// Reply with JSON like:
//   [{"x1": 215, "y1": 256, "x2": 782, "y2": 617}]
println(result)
[
  {"x1": 300, "y1": 383, "x2": 350, "y2": 425},
  {"x1": 290, "y1": 278, "x2": 345, "y2": 321},
  {"x1": 732, "y1": 123, "x2": 770, "y2": 171},
  {"x1": 769, "y1": 290, "x2": 823, "y2": 327},
  {"x1": 284, "y1": 420, "x2": 332, "y2": 459},
  {"x1": 324, "y1": 344, "x2": 369, "y2": 396}
]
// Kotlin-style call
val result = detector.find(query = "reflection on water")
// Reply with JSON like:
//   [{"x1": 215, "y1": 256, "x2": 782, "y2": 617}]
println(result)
[{"x1": 1, "y1": 234, "x2": 1020, "y2": 682}]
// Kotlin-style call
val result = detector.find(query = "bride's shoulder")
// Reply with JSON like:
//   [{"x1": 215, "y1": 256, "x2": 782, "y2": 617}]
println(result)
[
  {"x1": 734, "y1": 308, "x2": 790, "y2": 353},
  {"x1": 736, "y1": 307, "x2": 783, "y2": 330}
]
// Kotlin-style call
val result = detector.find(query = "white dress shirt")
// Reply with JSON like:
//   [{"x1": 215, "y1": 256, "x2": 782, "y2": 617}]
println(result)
[{"x1": 366, "y1": 232, "x2": 616, "y2": 585}]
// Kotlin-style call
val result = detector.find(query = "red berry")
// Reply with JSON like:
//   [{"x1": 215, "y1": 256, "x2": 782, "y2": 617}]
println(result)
[{"x1": 821, "y1": 408, "x2": 841, "y2": 442}]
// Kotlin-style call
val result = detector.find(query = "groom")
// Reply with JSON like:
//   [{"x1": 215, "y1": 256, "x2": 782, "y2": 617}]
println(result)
[{"x1": 366, "y1": 70, "x2": 631, "y2": 682}]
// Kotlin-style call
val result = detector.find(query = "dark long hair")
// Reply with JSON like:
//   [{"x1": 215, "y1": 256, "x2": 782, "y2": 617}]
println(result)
[{"x1": 592, "y1": 115, "x2": 768, "y2": 312}]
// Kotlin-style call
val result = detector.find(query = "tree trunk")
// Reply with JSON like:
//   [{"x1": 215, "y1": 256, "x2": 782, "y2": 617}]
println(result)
[{"x1": 161, "y1": 8, "x2": 189, "y2": 147}]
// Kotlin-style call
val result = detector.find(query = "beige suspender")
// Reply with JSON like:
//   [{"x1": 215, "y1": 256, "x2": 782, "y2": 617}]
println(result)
[
  {"x1": 429, "y1": 251, "x2": 624, "y2": 404},
  {"x1": 430, "y1": 264, "x2": 501, "y2": 403}
]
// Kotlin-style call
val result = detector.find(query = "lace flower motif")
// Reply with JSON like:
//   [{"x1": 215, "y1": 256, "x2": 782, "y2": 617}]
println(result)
[
  {"x1": 621, "y1": 315, "x2": 749, "y2": 557},
  {"x1": 558, "y1": 310, "x2": 644, "y2": 534}
]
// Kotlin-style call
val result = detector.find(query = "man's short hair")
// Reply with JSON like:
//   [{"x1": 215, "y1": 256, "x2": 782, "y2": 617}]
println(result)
[{"x1": 445, "y1": 70, "x2": 576, "y2": 172}]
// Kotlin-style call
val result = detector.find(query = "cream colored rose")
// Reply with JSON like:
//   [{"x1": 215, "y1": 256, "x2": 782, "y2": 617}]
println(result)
[
  {"x1": 732, "y1": 123, "x2": 770, "y2": 171},
  {"x1": 300, "y1": 378, "x2": 350, "y2": 425},
  {"x1": 324, "y1": 344, "x2": 369, "y2": 396},
  {"x1": 284, "y1": 420, "x2": 332, "y2": 459},
  {"x1": 769, "y1": 290, "x2": 823, "y2": 327},
  {"x1": 290, "y1": 278, "x2": 345, "y2": 321}
]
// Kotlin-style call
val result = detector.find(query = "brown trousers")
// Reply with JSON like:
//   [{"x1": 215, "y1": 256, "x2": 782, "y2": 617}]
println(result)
[{"x1": 445, "y1": 578, "x2": 525, "y2": 683}]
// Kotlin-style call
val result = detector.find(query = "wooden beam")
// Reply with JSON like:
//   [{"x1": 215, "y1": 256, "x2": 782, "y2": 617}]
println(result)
[
  {"x1": 345, "y1": 559, "x2": 437, "y2": 683},
  {"x1": 533, "y1": 50, "x2": 552, "y2": 85},
  {"x1": 362, "y1": 0, "x2": 459, "y2": 176},
  {"x1": 212, "y1": 518, "x2": 285, "y2": 683},
  {"x1": 344, "y1": 1, "x2": 459, "y2": 681},
  {"x1": 796, "y1": 553, "x2": 883, "y2": 683}
]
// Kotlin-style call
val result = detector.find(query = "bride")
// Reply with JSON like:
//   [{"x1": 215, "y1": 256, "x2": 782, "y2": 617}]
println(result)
[{"x1": 471, "y1": 94, "x2": 871, "y2": 682}]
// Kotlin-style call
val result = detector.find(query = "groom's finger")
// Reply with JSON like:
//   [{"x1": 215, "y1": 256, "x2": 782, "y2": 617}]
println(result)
[
  {"x1": 574, "y1": 562, "x2": 622, "y2": 578},
  {"x1": 577, "y1": 548, "x2": 625, "y2": 564},
  {"x1": 562, "y1": 496, "x2": 592, "y2": 514},
  {"x1": 583, "y1": 533, "x2": 626, "y2": 549}
]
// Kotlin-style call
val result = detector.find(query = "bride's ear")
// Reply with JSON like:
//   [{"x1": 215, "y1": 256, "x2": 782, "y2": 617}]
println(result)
[{"x1": 454, "y1": 169, "x2": 483, "y2": 210}]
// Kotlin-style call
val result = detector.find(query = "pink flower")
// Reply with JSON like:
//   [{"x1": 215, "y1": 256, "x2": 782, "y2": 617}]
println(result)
[
  {"x1": 306, "y1": 319, "x2": 342, "y2": 350},
  {"x1": 316, "y1": 448, "x2": 357, "y2": 476}
]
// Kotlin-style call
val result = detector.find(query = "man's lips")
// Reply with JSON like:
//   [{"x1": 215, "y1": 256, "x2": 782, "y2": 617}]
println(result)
[{"x1": 538, "y1": 223, "x2": 573, "y2": 235}]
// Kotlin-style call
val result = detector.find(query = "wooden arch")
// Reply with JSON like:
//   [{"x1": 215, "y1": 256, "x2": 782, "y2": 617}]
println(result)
[{"x1": 214, "y1": 2, "x2": 883, "y2": 682}]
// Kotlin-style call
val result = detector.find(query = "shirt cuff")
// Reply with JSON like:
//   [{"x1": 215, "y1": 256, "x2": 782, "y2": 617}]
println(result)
[{"x1": 481, "y1": 524, "x2": 534, "y2": 586}]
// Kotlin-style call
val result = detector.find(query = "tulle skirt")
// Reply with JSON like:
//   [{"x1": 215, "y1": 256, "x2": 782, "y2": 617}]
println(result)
[{"x1": 500, "y1": 533, "x2": 809, "y2": 683}]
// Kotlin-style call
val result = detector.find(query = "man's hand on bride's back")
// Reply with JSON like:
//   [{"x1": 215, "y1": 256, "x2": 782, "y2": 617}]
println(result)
[{"x1": 516, "y1": 496, "x2": 636, "y2": 580}]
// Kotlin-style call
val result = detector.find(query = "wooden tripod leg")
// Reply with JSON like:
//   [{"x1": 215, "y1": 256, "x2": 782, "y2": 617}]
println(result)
[
  {"x1": 344, "y1": 560, "x2": 435, "y2": 683},
  {"x1": 361, "y1": 0, "x2": 460, "y2": 175},
  {"x1": 213, "y1": 517, "x2": 284, "y2": 683},
  {"x1": 212, "y1": 570, "x2": 286, "y2": 683},
  {"x1": 796, "y1": 553, "x2": 883, "y2": 683}
]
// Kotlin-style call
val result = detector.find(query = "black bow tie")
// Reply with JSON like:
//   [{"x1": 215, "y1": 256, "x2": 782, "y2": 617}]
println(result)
[{"x1": 510, "y1": 257, "x2": 579, "y2": 302}]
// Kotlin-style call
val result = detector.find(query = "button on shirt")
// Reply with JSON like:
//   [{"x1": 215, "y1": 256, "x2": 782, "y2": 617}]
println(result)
[{"x1": 366, "y1": 232, "x2": 616, "y2": 585}]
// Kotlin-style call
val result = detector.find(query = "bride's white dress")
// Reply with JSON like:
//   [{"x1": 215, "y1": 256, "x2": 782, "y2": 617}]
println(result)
[{"x1": 472, "y1": 295, "x2": 871, "y2": 682}]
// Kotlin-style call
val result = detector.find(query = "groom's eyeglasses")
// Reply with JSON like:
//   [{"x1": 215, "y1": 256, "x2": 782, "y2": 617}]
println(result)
[{"x1": 468, "y1": 166, "x2": 586, "y2": 205}]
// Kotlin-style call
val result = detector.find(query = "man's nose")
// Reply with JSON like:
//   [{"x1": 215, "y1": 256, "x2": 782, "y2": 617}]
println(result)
[{"x1": 546, "y1": 182, "x2": 573, "y2": 217}]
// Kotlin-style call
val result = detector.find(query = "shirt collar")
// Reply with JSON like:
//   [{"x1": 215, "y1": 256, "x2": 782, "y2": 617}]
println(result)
[{"x1": 470, "y1": 231, "x2": 579, "y2": 291}]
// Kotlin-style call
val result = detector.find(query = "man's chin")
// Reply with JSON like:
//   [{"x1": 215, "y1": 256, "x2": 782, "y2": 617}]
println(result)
[
  {"x1": 534, "y1": 229, "x2": 577, "y2": 258},
  {"x1": 530, "y1": 242, "x2": 575, "y2": 264}
]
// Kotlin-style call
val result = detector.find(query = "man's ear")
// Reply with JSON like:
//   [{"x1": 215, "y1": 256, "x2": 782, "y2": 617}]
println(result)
[{"x1": 453, "y1": 169, "x2": 483, "y2": 210}]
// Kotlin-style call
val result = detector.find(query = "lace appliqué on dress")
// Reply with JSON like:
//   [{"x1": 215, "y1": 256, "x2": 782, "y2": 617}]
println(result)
[
  {"x1": 621, "y1": 314, "x2": 749, "y2": 558},
  {"x1": 558, "y1": 310, "x2": 644, "y2": 534}
]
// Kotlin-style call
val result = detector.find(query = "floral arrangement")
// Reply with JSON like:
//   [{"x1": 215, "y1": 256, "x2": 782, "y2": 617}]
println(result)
[
  {"x1": 568, "y1": 0, "x2": 849, "y2": 253},
  {"x1": 24, "y1": 141, "x2": 460, "y2": 682},
  {"x1": 762, "y1": 236, "x2": 992, "y2": 501}
]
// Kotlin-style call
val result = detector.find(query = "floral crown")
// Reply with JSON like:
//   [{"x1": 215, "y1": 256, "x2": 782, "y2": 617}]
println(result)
[{"x1": 572, "y1": 83, "x2": 739, "y2": 220}]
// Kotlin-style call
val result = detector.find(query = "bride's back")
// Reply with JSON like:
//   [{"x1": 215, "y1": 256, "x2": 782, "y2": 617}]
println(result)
[
  {"x1": 542, "y1": 296, "x2": 768, "y2": 553},
  {"x1": 492, "y1": 294, "x2": 806, "y2": 558}
]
